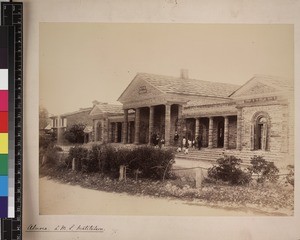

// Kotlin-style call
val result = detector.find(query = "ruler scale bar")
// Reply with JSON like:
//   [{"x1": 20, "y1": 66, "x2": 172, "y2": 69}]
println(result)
[{"x1": 1, "y1": 2, "x2": 23, "y2": 240}]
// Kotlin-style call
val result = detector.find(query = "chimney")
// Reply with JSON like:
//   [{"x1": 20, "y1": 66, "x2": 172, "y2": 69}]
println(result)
[
  {"x1": 180, "y1": 69, "x2": 189, "y2": 79},
  {"x1": 92, "y1": 100, "x2": 100, "y2": 106}
]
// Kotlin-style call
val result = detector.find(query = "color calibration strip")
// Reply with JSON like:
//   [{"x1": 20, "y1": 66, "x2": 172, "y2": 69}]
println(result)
[
  {"x1": 1, "y1": 2, "x2": 23, "y2": 239},
  {"x1": 0, "y1": 26, "x2": 10, "y2": 218}
]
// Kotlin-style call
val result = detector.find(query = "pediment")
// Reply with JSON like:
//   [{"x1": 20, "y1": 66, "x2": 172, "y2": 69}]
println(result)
[
  {"x1": 230, "y1": 76, "x2": 282, "y2": 98},
  {"x1": 234, "y1": 82, "x2": 277, "y2": 97},
  {"x1": 89, "y1": 105, "x2": 103, "y2": 116},
  {"x1": 118, "y1": 77, "x2": 164, "y2": 104}
]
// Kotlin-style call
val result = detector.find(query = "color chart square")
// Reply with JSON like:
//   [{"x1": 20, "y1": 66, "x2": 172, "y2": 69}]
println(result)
[
  {"x1": 0, "y1": 69, "x2": 8, "y2": 90},
  {"x1": 0, "y1": 176, "x2": 8, "y2": 196},
  {"x1": 0, "y1": 196, "x2": 8, "y2": 217},
  {"x1": 0, "y1": 90, "x2": 8, "y2": 111},
  {"x1": 0, "y1": 133, "x2": 8, "y2": 154},
  {"x1": 0, "y1": 111, "x2": 8, "y2": 132},
  {"x1": 0, "y1": 154, "x2": 8, "y2": 175}
]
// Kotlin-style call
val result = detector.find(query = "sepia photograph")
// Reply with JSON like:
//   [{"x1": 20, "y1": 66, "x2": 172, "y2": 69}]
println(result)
[{"x1": 39, "y1": 23, "x2": 294, "y2": 216}]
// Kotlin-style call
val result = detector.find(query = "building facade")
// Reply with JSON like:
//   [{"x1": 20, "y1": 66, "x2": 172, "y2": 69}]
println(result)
[
  {"x1": 50, "y1": 107, "x2": 93, "y2": 143},
  {"x1": 89, "y1": 72, "x2": 293, "y2": 166}
]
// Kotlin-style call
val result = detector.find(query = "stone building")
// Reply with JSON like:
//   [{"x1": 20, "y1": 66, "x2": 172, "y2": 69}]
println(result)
[
  {"x1": 89, "y1": 101, "x2": 135, "y2": 144},
  {"x1": 89, "y1": 71, "x2": 294, "y2": 166},
  {"x1": 50, "y1": 107, "x2": 93, "y2": 143}
]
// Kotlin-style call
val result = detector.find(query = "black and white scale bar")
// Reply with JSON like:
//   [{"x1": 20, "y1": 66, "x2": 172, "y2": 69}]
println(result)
[{"x1": 1, "y1": 2, "x2": 23, "y2": 240}]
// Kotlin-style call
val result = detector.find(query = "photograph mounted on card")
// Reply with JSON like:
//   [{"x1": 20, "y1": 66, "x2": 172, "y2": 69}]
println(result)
[{"x1": 39, "y1": 23, "x2": 294, "y2": 216}]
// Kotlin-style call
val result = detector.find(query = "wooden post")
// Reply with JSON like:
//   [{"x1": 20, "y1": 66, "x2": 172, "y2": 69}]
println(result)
[
  {"x1": 195, "y1": 168, "x2": 203, "y2": 189},
  {"x1": 119, "y1": 165, "x2": 125, "y2": 181},
  {"x1": 72, "y1": 158, "x2": 76, "y2": 171}
]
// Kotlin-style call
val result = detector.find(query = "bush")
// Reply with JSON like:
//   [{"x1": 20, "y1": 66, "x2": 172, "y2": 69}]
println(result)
[
  {"x1": 208, "y1": 155, "x2": 252, "y2": 185},
  {"x1": 128, "y1": 146, "x2": 175, "y2": 180},
  {"x1": 65, "y1": 144, "x2": 175, "y2": 180},
  {"x1": 65, "y1": 146, "x2": 89, "y2": 171},
  {"x1": 286, "y1": 165, "x2": 294, "y2": 186},
  {"x1": 39, "y1": 132, "x2": 56, "y2": 150},
  {"x1": 40, "y1": 145, "x2": 61, "y2": 167},
  {"x1": 248, "y1": 156, "x2": 279, "y2": 183},
  {"x1": 64, "y1": 123, "x2": 86, "y2": 144},
  {"x1": 84, "y1": 144, "x2": 102, "y2": 173}
]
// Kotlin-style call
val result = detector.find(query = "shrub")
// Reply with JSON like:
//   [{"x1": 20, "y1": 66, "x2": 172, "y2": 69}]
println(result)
[
  {"x1": 40, "y1": 145, "x2": 61, "y2": 167},
  {"x1": 84, "y1": 144, "x2": 102, "y2": 173},
  {"x1": 65, "y1": 144, "x2": 175, "y2": 180},
  {"x1": 65, "y1": 146, "x2": 89, "y2": 171},
  {"x1": 208, "y1": 155, "x2": 252, "y2": 185},
  {"x1": 64, "y1": 123, "x2": 86, "y2": 144},
  {"x1": 39, "y1": 132, "x2": 56, "y2": 150},
  {"x1": 128, "y1": 146, "x2": 175, "y2": 180},
  {"x1": 248, "y1": 156, "x2": 279, "y2": 183},
  {"x1": 286, "y1": 165, "x2": 294, "y2": 186}
]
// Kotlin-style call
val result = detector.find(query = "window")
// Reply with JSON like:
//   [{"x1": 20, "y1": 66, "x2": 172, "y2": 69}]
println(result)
[{"x1": 251, "y1": 112, "x2": 270, "y2": 151}]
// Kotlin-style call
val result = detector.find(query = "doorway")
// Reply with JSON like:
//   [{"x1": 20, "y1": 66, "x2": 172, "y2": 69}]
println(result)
[{"x1": 217, "y1": 120, "x2": 224, "y2": 148}]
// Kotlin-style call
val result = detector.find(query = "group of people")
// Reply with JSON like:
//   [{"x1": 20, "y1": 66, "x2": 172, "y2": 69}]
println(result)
[
  {"x1": 150, "y1": 131, "x2": 202, "y2": 152},
  {"x1": 151, "y1": 133, "x2": 165, "y2": 148},
  {"x1": 174, "y1": 131, "x2": 202, "y2": 154}
]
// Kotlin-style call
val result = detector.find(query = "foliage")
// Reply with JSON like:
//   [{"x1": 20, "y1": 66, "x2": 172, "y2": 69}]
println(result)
[
  {"x1": 39, "y1": 131, "x2": 57, "y2": 166},
  {"x1": 39, "y1": 105, "x2": 50, "y2": 130},
  {"x1": 65, "y1": 146, "x2": 89, "y2": 171},
  {"x1": 64, "y1": 123, "x2": 86, "y2": 144},
  {"x1": 65, "y1": 145, "x2": 175, "y2": 180},
  {"x1": 129, "y1": 146, "x2": 175, "y2": 180},
  {"x1": 41, "y1": 168, "x2": 294, "y2": 214},
  {"x1": 248, "y1": 156, "x2": 279, "y2": 183},
  {"x1": 39, "y1": 145, "x2": 62, "y2": 167},
  {"x1": 39, "y1": 132, "x2": 56, "y2": 150},
  {"x1": 84, "y1": 144, "x2": 102, "y2": 173},
  {"x1": 286, "y1": 165, "x2": 294, "y2": 187},
  {"x1": 208, "y1": 155, "x2": 252, "y2": 185}
]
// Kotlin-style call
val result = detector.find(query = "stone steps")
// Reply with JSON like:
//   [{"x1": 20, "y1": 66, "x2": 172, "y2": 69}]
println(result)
[
  {"x1": 175, "y1": 147, "x2": 287, "y2": 167},
  {"x1": 176, "y1": 148, "x2": 223, "y2": 162}
]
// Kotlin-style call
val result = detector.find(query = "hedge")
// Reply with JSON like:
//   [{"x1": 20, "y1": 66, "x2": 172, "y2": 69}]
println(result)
[{"x1": 65, "y1": 145, "x2": 175, "y2": 180}]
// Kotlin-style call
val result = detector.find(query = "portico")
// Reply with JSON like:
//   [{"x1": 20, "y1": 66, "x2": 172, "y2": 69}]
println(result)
[
  {"x1": 88, "y1": 72, "x2": 293, "y2": 167},
  {"x1": 122, "y1": 103, "x2": 183, "y2": 145}
]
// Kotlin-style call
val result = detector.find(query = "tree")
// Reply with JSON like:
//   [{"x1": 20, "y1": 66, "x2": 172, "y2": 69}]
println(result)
[
  {"x1": 39, "y1": 105, "x2": 50, "y2": 130},
  {"x1": 64, "y1": 123, "x2": 86, "y2": 144}
]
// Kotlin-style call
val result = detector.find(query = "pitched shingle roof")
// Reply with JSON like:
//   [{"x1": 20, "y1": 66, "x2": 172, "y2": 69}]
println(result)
[
  {"x1": 94, "y1": 103, "x2": 124, "y2": 114},
  {"x1": 90, "y1": 103, "x2": 135, "y2": 116},
  {"x1": 253, "y1": 74, "x2": 293, "y2": 91},
  {"x1": 229, "y1": 74, "x2": 293, "y2": 97},
  {"x1": 136, "y1": 73, "x2": 240, "y2": 98},
  {"x1": 50, "y1": 107, "x2": 92, "y2": 118}
]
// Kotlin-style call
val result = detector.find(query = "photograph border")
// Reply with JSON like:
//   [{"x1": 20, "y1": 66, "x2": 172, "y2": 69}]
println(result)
[{"x1": 24, "y1": 1, "x2": 300, "y2": 239}]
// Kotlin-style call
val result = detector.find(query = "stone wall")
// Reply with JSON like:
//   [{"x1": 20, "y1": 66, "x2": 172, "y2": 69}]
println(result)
[{"x1": 241, "y1": 104, "x2": 286, "y2": 154}]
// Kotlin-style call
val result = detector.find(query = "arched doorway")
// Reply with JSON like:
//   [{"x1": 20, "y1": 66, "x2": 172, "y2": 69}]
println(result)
[{"x1": 255, "y1": 117, "x2": 267, "y2": 150}]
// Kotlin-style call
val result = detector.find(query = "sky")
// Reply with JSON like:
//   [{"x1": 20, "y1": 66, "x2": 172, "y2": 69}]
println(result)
[{"x1": 39, "y1": 23, "x2": 293, "y2": 115}]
